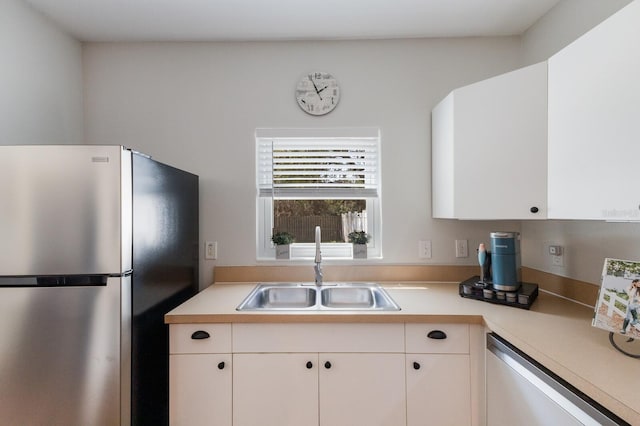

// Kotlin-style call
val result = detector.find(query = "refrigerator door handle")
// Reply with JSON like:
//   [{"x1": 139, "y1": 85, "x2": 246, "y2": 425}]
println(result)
[{"x1": 0, "y1": 275, "x2": 108, "y2": 287}]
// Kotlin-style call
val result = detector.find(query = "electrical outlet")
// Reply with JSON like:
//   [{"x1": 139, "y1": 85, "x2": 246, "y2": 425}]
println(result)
[
  {"x1": 205, "y1": 241, "x2": 217, "y2": 260},
  {"x1": 552, "y1": 255, "x2": 564, "y2": 266},
  {"x1": 549, "y1": 245, "x2": 562, "y2": 256},
  {"x1": 455, "y1": 239, "x2": 468, "y2": 258},
  {"x1": 548, "y1": 244, "x2": 563, "y2": 266},
  {"x1": 418, "y1": 240, "x2": 432, "y2": 259},
  {"x1": 552, "y1": 253, "x2": 564, "y2": 266}
]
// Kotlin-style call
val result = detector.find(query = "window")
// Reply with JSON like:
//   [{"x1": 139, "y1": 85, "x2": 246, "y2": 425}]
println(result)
[{"x1": 256, "y1": 128, "x2": 381, "y2": 260}]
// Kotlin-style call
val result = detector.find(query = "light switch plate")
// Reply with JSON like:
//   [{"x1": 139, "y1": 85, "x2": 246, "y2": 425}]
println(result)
[
  {"x1": 455, "y1": 239, "x2": 468, "y2": 258},
  {"x1": 418, "y1": 240, "x2": 432, "y2": 259},
  {"x1": 205, "y1": 241, "x2": 217, "y2": 260}
]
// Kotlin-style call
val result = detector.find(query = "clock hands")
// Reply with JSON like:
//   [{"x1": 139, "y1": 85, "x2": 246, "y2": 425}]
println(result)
[{"x1": 308, "y1": 76, "x2": 323, "y2": 100}]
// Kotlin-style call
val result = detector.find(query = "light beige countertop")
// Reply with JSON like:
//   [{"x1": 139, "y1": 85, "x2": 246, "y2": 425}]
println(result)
[{"x1": 165, "y1": 281, "x2": 640, "y2": 424}]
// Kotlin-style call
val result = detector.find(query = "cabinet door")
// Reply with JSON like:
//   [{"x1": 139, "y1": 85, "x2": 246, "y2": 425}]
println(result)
[
  {"x1": 169, "y1": 354, "x2": 232, "y2": 426},
  {"x1": 233, "y1": 353, "x2": 319, "y2": 426},
  {"x1": 319, "y1": 353, "x2": 406, "y2": 426},
  {"x1": 406, "y1": 354, "x2": 471, "y2": 426},
  {"x1": 432, "y1": 62, "x2": 547, "y2": 220},
  {"x1": 548, "y1": 1, "x2": 640, "y2": 220}
]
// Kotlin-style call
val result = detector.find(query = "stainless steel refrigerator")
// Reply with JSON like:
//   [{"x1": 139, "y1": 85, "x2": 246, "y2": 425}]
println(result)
[{"x1": 0, "y1": 145, "x2": 199, "y2": 425}]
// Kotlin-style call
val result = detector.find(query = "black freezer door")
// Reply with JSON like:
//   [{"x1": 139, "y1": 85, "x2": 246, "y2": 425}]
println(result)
[{"x1": 130, "y1": 152, "x2": 199, "y2": 425}]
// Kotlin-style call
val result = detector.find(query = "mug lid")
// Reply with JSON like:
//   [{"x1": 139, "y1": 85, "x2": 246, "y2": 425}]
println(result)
[{"x1": 490, "y1": 231, "x2": 519, "y2": 239}]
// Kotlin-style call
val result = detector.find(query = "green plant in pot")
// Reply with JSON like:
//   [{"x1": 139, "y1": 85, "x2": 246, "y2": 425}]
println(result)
[
  {"x1": 348, "y1": 231, "x2": 370, "y2": 259},
  {"x1": 272, "y1": 231, "x2": 295, "y2": 259}
]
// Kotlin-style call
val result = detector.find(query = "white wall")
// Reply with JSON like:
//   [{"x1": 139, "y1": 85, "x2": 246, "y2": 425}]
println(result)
[
  {"x1": 0, "y1": 0, "x2": 83, "y2": 145},
  {"x1": 519, "y1": 0, "x2": 639, "y2": 285},
  {"x1": 83, "y1": 39, "x2": 522, "y2": 287},
  {"x1": 521, "y1": 0, "x2": 632, "y2": 66}
]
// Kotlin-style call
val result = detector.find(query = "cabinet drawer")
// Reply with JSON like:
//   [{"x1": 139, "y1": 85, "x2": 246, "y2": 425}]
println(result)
[
  {"x1": 405, "y1": 324, "x2": 469, "y2": 354},
  {"x1": 170, "y1": 324, "x2": 232, "y2": 354}
]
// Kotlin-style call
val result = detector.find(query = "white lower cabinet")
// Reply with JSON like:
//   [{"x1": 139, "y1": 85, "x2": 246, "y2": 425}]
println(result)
[
  {"x1": 169, "y1": 322, "x2": 476, "y2": 426},
  {"x1": 233, "y1": 352, "x2": 406, "y2": 426},
  {"x1": 406, "y1": 354, "x2": 471, "y2": 426},
  {"x1": 405, "y1": 324, "x2": 472, "y2": 426},
  {"x1": 232, "y1": 323, "x2": 406, "y2": 426},
  {"x1": 232, "y1": 353, "x2": 318, "y2": 426},
  {"x1": 170, "y1": 354, "x2": 232, "y2": 426},
  {"x1": 169, "y1": 324, "x2": 233, "y2": 426},
  {"x1": 319, "y1": 353, "x2": 406, "y2": 426}
]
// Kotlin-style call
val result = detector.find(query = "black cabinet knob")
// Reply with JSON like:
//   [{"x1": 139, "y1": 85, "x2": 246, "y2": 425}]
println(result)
[
  {"x1": 217, "y1": 361, "x2": 225, "y2": 370},
  {"x1": 530, "y1": 206, "x2": 539, "y2": 213},
  {"x1": 306, "y1": 361, "x2": 313, "y2": 369},
  {"x1": 191, "y1": 330, "x2": 210, "y2": 340},
  {"x1": 324, "y1": 361, "x2": 332, "y2": 369},
  {"x1": 427, "y1": 330, "x2": 447, "y2": 340},
  {"x1": 413, "y1": 362, "x2": 421, "y2": 370}
]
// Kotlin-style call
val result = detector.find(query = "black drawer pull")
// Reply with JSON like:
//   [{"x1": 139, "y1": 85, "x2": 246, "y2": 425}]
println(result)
[
  {"x1": 306, "y1": 361, "x2": 313, "y2": 369},
  {"x1": 413, "y1": 362, "x2": 421, "y2": 370},
  {"x1": 427, "y1": 330, "x2": 447, "y2": 340},
  {"x1": 530, "y1": 206, "x2": 539, "y2": 213},
  {"x1": 217, "y1": 362, "x2": 225, "y2": 370},
  {"x1": 191, "y1": 330, "x2": 210, "y2": 340},
  {"x1": 324, "y1": 361, "x2": 332, "y2": 369}
]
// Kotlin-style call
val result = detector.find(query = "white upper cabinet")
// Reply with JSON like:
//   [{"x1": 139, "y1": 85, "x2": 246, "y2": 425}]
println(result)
[
  {"x1": 548, "y1": 1, "x2": 640, "y2": 221},
  {"x1": 432, "y1": 61, "x2": 548, "y2": 220}
]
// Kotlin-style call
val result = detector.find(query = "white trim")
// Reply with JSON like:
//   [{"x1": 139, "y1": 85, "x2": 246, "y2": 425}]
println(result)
[
  {"x1": 256, "y1": 127, "x2": 380, "y2": 139},
  {"x1": 256, "y1": 128, "x2": 382, "y2": 261}
]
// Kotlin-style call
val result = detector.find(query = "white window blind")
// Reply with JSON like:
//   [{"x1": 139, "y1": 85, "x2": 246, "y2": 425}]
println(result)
[{"x1": 257, "y1": 136, "x2": 380, "y2": 199}]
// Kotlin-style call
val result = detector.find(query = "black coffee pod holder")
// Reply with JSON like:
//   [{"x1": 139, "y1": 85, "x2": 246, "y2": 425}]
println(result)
[{"x1": 459, "y1": 276, "x2": 538, "y2": 310}]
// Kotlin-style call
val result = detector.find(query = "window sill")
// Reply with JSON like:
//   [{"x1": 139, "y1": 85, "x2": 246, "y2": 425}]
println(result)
[{"x1": 258, "y1": 243, "x2": 382, "y2": 262}]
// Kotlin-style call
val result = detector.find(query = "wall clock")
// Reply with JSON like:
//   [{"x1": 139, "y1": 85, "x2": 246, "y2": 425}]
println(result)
[{"x1": 295, "y1": 72, "x2": 340, "y2": 116}]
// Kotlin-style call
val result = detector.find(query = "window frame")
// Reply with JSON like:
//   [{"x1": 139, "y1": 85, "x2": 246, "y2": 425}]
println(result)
[{"x1": 256, "y1": 128, "x2": 382, "y2": 261}]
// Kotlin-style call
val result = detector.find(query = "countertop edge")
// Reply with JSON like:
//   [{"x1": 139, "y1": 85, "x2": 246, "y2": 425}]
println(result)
[{"x1": 165, "y1": 312, "x2": 486, "y2": 324}]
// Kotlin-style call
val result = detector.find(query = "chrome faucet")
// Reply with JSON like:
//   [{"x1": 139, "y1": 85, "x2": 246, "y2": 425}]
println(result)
[
  {"x1": 314, "y1": 262, "x2": 323, "y2": 286},
  {"x1": 314, "y1": 226, "x2": 323, "y2": 286}
]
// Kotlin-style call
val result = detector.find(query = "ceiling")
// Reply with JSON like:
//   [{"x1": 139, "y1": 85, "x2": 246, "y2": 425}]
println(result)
[{"x1": 24, "y1": 0, "x2": 562, "y2": 42}]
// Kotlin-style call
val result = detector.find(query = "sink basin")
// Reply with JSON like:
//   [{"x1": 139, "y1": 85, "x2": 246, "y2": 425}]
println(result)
[
  {"x1": 321, "y1": 285, "x2": 400, "y2": 310},
  {"x1": 236, "y1": 283, "x2": 400, "y2": 311},
  {"x1": 236, "y1": 284, "x2": 317, "y2": 310}
]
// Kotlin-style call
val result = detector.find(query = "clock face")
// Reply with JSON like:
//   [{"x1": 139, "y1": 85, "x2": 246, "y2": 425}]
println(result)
[{"x1": 295, "y1": 72, "x2": 340, "y2": 116}]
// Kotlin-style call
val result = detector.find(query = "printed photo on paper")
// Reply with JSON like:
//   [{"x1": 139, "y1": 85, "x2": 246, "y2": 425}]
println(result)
[{"x1": 592, "y1": 258, "x2": 640, "y2": 338}]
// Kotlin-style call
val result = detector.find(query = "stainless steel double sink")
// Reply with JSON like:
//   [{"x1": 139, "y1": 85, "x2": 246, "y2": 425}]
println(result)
[{"x1": 236, "y1": 283, "x2": 400, "y2": 311}]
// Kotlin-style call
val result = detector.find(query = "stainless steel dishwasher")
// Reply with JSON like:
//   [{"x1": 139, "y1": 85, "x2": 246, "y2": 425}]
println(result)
[{"x1": 486, "y1": 333, "x2": 628, "y2": 426}]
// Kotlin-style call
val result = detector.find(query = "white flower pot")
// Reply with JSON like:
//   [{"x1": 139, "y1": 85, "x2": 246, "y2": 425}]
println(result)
[
  {"x1": 353, "y1": 244, "x2": 367, "y2": 259},
  {"x1": 275, "y1": 244, "x2": 290, "y2": 259}
]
